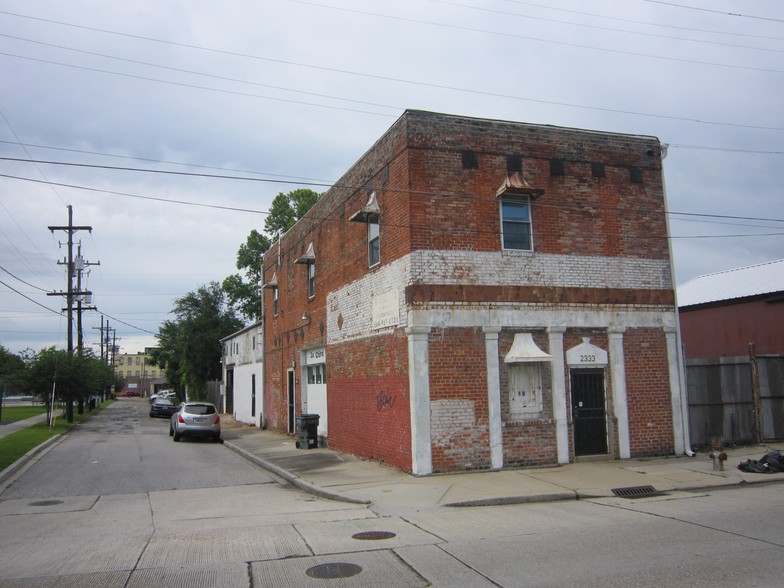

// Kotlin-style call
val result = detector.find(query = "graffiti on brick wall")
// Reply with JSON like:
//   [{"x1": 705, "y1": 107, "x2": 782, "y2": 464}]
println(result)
[{"x1": 376, "y1": 390, "x2": 396, "y2": 411}]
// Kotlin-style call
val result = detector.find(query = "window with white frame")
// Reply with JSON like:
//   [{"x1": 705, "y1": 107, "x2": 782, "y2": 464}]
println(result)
[
  {"x1": 500, "y1": 197, "x2": 532, "y2": 251},
  {"x1": 368, "y1": 213, "x2": 380, "y2": 266}
]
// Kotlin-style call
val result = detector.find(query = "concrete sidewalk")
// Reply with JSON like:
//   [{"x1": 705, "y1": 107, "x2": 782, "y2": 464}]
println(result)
[
  {"x1": 220, "y1": 418, "x2": 784, "y2": 512},
  {"x1": 0, "y1": 412, "x2": 50, "y2": 440}
]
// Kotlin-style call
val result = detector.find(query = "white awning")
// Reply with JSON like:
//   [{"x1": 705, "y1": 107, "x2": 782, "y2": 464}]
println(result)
[{"x1": 504, "y1": 333, "x2": 552, "y2": 363}]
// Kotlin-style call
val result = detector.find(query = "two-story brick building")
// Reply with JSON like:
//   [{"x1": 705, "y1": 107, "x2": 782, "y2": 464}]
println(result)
[{"x1": 261, "y1": 110, "x2": 687, "y2": 475}]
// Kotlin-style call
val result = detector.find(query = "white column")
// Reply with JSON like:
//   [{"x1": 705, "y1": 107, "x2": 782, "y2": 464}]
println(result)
[
  {"x1": 608, "y1": 327, "x2": 631, "y2": 459},
  {"x1": 484, "y1": 326, "x2": 503, "y2": 470},
  {"x1": 407, "y1": 326, "x2": 432, "y2": 475},
  {"x1": 547, "y1": 326, "x2": 569, "y2": 464},
  {"x1": 665, "y1": 327, "x2": 686, "y2": 455}
]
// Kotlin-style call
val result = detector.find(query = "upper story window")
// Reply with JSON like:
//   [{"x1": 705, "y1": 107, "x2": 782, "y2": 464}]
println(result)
[
  {"x1": 294, "y1": 242, "x2": 316, "y2": 299},
  {"x1": 368, "y1": 214, "x2": 380, "y2": 267},
  {"x1": 350, "y1": 191, "x2": 382, "y2": 268},
  {"x1": 501, "y1": 198, "x2": 532, "y2": 251},
  {"x1": 496, "y1": 172, "x2": 543, "y2": 252},
  {"x1": 263, "y1": 271, "x2": 278, "y2": 316},
  {"x1": 307, "y1": 261, "x2": 316, "y2": 298}
]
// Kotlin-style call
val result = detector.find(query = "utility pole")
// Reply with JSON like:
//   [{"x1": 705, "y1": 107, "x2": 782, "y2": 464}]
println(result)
[
  {"x1": 47, "y1": 205, "x2": 93, "y2": 422},
  {"x1": 47, "y1": 205, "x2": 93, "y2": 355},
  {"x1": 74, "y1": 243, "x2": 99, "y2": 352}
]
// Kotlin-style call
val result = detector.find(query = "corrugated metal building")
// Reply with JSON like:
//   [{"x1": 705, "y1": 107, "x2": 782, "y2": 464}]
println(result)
[
  {"x1": 678, "y1": 259, "x2": 784, "y2": 445},
  {"x1": 679, "y1": 259, "x2": 784, "y2": 358}
]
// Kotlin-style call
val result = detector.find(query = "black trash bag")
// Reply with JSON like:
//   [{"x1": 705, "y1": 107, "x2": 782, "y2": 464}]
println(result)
[
  {"x1": 738, "y1": 451, "x2": 784, "y2": 474},
  {"x1": 738, "y1": 459, "x2": 771, "y2": 473},
  {"x1": 760, "y1": 451, "x2": 784, "y2": 473}
]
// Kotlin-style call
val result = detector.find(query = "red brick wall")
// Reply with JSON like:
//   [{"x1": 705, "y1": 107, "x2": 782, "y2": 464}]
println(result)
[
  {"x1": 326, "y1": 331, "x2": 411, "y2": 471},
  {"x1": 624, "y1": 328, "x2": 675, "y2": 456},
  {"x1": 428, "y1": 327, "x2": 490, "y2": 472},
  {"x1": 404, "y1": 112, "x2": 669, "y2": 261}
]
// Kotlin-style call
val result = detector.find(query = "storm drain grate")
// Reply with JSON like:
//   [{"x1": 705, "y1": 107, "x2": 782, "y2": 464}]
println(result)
[
  {"x1": 28, "y1": 500, "x2": 64, "y2": 506},
  {"x1": 352, "y1": 531, "x2": 397, "y2": 541},
  {"x1": 611, "y1": 485, "x2": 664, "y2": 499},
  {"x1": 306, "y1": 563, "x2": 363, "y2": 579}
]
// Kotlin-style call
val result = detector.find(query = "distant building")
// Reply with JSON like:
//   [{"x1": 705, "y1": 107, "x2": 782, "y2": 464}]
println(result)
[
  {"x1": 113, "y1": 347, "x2": 163, "y2": 397},
  {"x1": 259, "y1": 110, "x2": 686, "y2": 475},
  {"x1": 678, "y1": 259, "x2": 784, "y2": 445},
  {"x1": 220, "y1": 321, "x2": 263, "y2": 425}
]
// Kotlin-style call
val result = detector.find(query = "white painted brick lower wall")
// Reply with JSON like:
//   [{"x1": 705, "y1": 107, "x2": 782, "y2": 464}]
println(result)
[
  {"x1": 431, "y1": 399, "x2": 475, "y2": 448},
  {"x1": 326, "y1": 250, "x2": 673, "y2": 344}
]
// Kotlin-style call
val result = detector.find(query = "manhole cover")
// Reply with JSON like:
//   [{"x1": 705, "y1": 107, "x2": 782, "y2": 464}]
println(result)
[
  {"x1": 28, "y1": 500, "x2": 64, "y2": 506},
  {"x1": 352, "y1": 531, "x2": 397, "y2": 540},
  {"x1": 306, "y1": 563, "x2": 362, "y2": 579},
  {"x1": 611, "y1": 485, "x2": 664, "y2": 499}
]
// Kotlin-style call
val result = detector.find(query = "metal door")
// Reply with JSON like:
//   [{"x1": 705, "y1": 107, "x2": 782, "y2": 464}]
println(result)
[
  {"x1": 571, "y1": 369, "x2": 608, "y2": 455},
  {"x1": 225, "y1": 369, "x2": 234, "y2": 414}
]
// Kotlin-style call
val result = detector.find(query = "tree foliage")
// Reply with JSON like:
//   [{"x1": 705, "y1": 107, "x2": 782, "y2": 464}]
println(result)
[
  {"x1": 149, "y1": 282, "x2": 243, "y2": 400},
  {"x1": 222, "y1": 188, "x2": 320, "y2": 322},
  {"x1": 0, "y1": 344, "x2": 27, "y2": 393},
  {"x1": 25, "y1": 347, "x2": 116, "y2": 422}
]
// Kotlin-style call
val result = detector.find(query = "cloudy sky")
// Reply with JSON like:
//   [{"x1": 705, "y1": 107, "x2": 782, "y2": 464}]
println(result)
[{"x1": 1, "y1": 0, "x2": 782, "y2": 356}]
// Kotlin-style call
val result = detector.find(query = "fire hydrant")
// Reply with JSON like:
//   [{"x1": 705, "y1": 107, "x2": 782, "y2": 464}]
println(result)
[{"x1": 709, "y1": 438, "x2": 728, "y2": 471}]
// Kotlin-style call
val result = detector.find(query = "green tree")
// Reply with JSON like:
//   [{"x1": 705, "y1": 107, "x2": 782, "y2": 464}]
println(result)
[
  {"x1": 149, "y1": 282, "x2": 243, "y2": 401},
  {"x1": 0, "y1": 345, "x2": 27, "y2": 393},
  {"x1": 223, "y1": 188, "x2": 320, "y2": 321},
  {"x1": 26, "y1": 347, "x2": 114, "y2": 422},
  {"x1": 264, "y1": 188, "x2": 320, "y2": 236},
  {"x1": 221, "y1": 229, "x2": 271, "y2": 322}
]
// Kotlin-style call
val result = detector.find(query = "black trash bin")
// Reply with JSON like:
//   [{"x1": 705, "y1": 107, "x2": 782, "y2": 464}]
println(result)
[{"x1": 295, "y1": 413, "x2": 320, "y2": 449}]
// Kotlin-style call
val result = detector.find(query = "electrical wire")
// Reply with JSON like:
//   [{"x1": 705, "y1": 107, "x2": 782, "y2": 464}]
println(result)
[
  {"x1": 2, "y1": 156, "x2": 784, "y2": 227},
  {"x1": 291, "y1": 0, "x2": 784, "y2": 74},
  {"x1": 499, "y1": 0, "x2": 784, "y2": 40},
  {"x1": 428, "y1": 0, "x2": 784, "y2": 54},
  {"x1": 0, "y1": 11, "x2": 781, "y2": 131},
  {"x1": 643, "y1": 1, "x2": 784, "y2": 23}
]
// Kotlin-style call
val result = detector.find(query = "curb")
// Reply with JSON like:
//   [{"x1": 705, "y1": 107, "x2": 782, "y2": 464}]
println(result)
[
  {"x1": 222, "y1": 440, "x2": 371, "y2": 505},
  {"x1": 444, "y1": 491, "x2": 577, "y2": 507},
  {"x1": 0, "y1": 434, "x2": 64, "y2": 487}
]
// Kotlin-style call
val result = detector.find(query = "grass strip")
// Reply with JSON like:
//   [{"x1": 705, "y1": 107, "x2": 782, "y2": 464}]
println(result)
[
  {"x1": 0, "y1": 400, "x2": 113, "y2": 472},
  {"x1": 0, "y1": 405, "x2": 49, "y2": 424}
]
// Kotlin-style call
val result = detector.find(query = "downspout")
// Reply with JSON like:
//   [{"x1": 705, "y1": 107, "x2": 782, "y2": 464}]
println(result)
[
  {"x1": 260, "y1": 249, "x2": 268, "y2": 430},
  {"x1": 660, "y1": 144, "x2": 695, "y2": 457}
]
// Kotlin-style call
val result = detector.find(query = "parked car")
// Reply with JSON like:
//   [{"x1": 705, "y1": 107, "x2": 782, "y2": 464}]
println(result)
[
  {"x1": 149, "y1": 390, "x2": 174, "y2": 403},
  {"x1": 149, "y1": 397, "x2": 178, "y2": 418},
  {"x1": 170, "y1": 402, "x2": 221, "y2": 442}
]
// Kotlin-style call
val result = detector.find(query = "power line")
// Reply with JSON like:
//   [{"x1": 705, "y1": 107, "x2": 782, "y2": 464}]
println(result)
[
  {"x1": 1, "y1": 11, "x2": 782, "y2": 131},
  {"x1": 428, "y1": 0, "x2": 784, "y2": 54},
  {"x1": 499, "y1": 0, "x2": 784, "y2": 41},
  {"x1": 0, "y1": 265, "x2": 49, "y2": 292},
  {"x1": 0, "y1": 278, "x2": 62, "y2": 315},
  {"x1": 3, "y1": 162, "x2": 784, "y2": 229},
  {"x1": 643, "y1": 1, "x2": 784, "y2": 23},
  {"x1": 291, "y1": 0, "x2": 784, "y2": 75},
  {"x1": 0, "y1": 51, "x2": 394, "y2": 119}
]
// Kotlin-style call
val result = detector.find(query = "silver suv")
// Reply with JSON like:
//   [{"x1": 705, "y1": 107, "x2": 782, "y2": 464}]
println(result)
[{"x1": 170, "y1": 402, "x2": 221, "y2": 442}]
